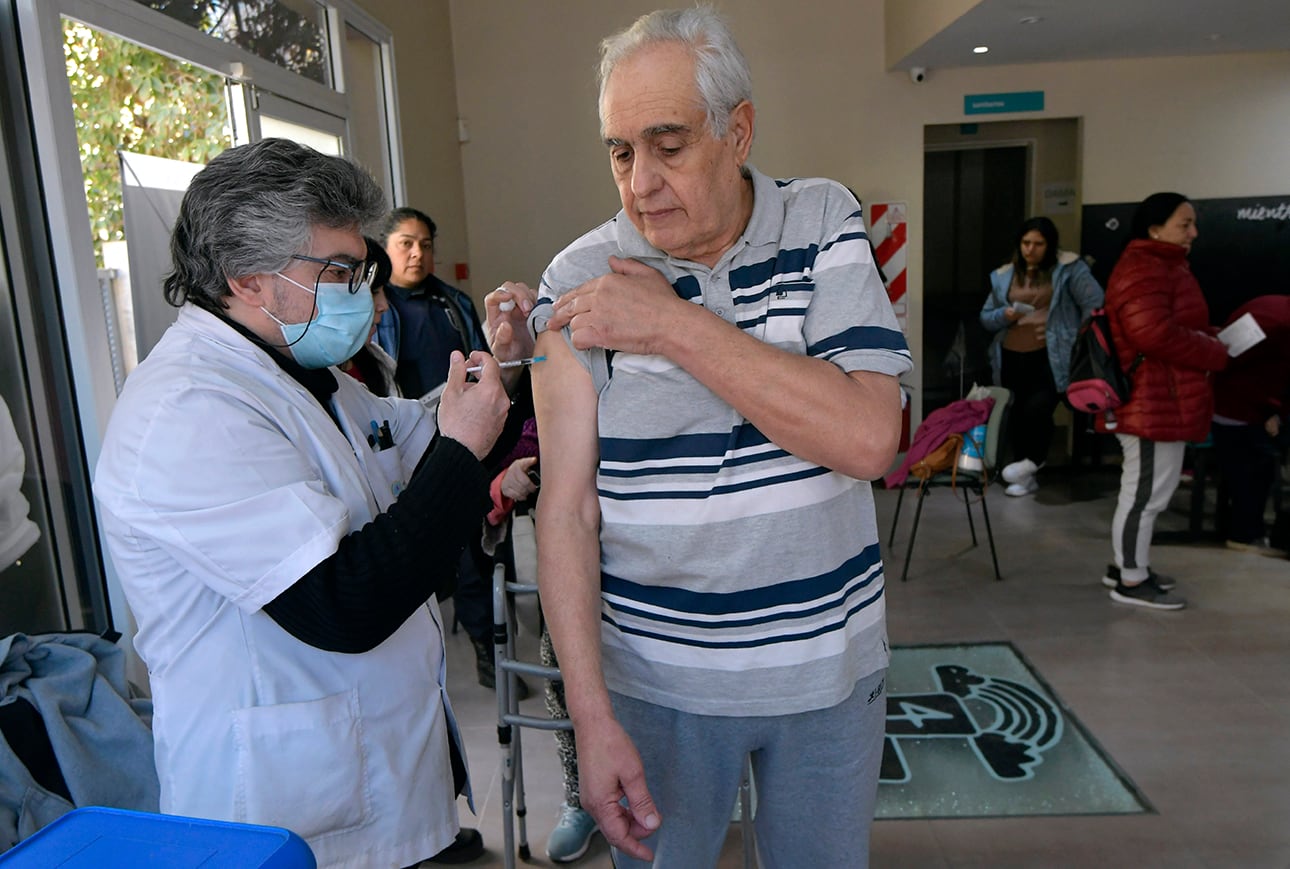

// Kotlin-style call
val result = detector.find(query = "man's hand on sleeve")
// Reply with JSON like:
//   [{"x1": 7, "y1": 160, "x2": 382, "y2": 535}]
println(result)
[
  {"x1": 576, "y1": 716, "x2": 662, "y2": 862},
  {"x1": 546, "y1": 256, "x2": 684, "y2": 354},
  {"x1": 436, "y1": 351, "x2": 510, "y2": 460}
]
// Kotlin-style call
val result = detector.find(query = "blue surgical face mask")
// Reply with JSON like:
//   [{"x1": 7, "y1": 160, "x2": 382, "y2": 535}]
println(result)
[{"x1": 264, "y1": 273, "x2": 375, "y2": 368}]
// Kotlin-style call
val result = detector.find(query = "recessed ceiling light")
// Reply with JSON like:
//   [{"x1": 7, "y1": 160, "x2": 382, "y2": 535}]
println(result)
[
  {"x1": 973, "y1": 45, "x2": 990, "y2": 54},
  {"x1": 1019, "y1": 16, "x2": 1043, "y2": 24}
]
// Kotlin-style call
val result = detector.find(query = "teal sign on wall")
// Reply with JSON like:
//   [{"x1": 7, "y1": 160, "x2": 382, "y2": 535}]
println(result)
[{"x1": 964, "y1": 91, "x2": 1045, "y2": 115}]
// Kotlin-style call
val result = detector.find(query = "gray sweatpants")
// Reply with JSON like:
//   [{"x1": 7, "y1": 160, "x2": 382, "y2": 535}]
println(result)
[
  {"x1": 1112, "y1": 434, "x2": 1187, "y2": 582},
  {"x1": 609, "y1": 667, "x2": 887, "y2": 869}
]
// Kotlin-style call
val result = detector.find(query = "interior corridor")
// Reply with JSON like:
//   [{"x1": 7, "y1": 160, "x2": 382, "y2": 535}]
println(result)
[{"x1": 441, "y1": 467, "x2": 1290, "y2": 868}]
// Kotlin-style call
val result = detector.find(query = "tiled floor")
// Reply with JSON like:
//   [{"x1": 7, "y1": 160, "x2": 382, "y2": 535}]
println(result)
[{"x1": 437, "y1": 467, "x2": 1290, "y2": 868}]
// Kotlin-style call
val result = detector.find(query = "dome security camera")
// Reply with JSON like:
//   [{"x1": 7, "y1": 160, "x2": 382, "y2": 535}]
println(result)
[{"x1": 910, "y1": 67, "x2": 927, "y2": 83}]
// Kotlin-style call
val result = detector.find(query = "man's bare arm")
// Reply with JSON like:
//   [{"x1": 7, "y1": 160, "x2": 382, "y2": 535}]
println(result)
[
  {"x1": 531, "y1": 327, "x2": 660, "y2": 860},
  {"x1": 531, "y1": 328, "x2": 610, "y2": 725}
]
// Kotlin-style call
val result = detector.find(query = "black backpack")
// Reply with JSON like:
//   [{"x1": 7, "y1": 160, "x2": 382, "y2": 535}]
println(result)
[{"x1": 1066, "y1": 308, "x2": 1141, "y2": 417}]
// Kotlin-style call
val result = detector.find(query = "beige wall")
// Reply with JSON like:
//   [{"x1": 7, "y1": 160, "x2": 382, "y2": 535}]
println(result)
[
  {"x1": 426, "y1": 1, "x2": 1290, "y2": 414},
  {"x1": 356, "y1": 0, "x2": 474, "y2": 295},
  {"x1": 885, "y1": 0, "x2": 979, "y2": 68}
]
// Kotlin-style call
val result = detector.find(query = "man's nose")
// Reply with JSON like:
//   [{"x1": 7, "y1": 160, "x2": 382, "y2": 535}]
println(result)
[{"x1": 630, "y1": 153, "x2": 663, "y2": 198}]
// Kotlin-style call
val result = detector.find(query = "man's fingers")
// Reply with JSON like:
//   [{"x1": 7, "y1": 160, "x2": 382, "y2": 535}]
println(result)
[
  {"x1": 608, "y1": 254, "x2": 647, "y2": 276},
  {"x1": 594, "y1": 805, "x2": 655, "y2": 862},
  {"x1": 624, "y1": 777, "x2": 661, "y2": 835},
  {"x1": 445, "y1": 350, "x2": 467, "y2": 386}
]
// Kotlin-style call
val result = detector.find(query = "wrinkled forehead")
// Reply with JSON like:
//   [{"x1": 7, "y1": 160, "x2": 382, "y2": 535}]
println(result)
[{"x1": 600, "y1": 42, "x2": 705, "y2": 139}]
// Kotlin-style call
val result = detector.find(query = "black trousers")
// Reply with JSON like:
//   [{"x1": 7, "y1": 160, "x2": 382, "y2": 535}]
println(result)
[
  {"x1": 1000, "y1": 347, "x2": 1059, "y2": 466},
  {"x1": 452, "y1": 539, "x2": 494, "y2": 644},
  {"x1": 1213, "y1": 422, "x2": 1277, "y2": 543}
]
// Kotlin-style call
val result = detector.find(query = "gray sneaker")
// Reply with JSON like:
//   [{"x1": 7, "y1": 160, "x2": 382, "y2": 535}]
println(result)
[
  {"x1": 1101, "y1": 565, "x2": 1177, "y2": 591},
  {"x1": 1110, "y1": 579, "x2": 1186, "y2": 610}
]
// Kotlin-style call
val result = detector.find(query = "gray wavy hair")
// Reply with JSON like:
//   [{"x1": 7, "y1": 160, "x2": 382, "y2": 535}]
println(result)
[
  {"x1": 164, "y1": 138, "x2": 386, "y2": 312},
  {"x1": 597, "y1": 5, "x2": 753, "y2": 140}
]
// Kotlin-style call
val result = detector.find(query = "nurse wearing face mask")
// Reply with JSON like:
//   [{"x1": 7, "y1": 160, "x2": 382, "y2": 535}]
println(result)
[{"x1": 93, "y1": 139, "x2": 517, "y2": 868}]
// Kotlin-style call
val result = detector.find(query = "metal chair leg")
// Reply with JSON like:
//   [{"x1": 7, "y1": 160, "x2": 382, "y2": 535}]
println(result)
[
  {"x1": 901, "y1": 486, "x2": 929, "y2": 582},
  {"x1": 961, "y1": 483, "x2": 979, "y2": 546},
  {"x1": 977, "y1": 483, "x2": 1003, "y2": 580},
  {"x1": 889, "y1": 483, "x2": 906, "y2": 549}
]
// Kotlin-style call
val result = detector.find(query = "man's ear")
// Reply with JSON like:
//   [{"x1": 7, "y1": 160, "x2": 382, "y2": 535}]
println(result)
[
  {"x1": 728, "y1": 100, "x2": 755, "y2": 164},
  {"x1": 226, "y1": 273, "x2": 271, "y2": 307}
]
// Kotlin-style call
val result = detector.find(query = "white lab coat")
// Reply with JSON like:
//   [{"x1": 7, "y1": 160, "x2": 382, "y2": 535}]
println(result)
[
  {"x1": 0, "y1": 395, "x2": 39, "y2": 573},
  {"x1": 94, "y1": 306, "x2": 466, "y2": 869}
]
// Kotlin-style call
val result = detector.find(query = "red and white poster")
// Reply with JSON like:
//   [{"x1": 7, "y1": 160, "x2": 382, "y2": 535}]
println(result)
[{"x1": 869, "y1": 201, "x2": 907, "y2": 333}]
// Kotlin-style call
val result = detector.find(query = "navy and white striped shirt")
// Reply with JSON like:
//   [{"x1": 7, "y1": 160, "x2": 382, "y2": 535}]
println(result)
[{"x1": 537, "y1": 168, "x2": 912, "y2": 716}]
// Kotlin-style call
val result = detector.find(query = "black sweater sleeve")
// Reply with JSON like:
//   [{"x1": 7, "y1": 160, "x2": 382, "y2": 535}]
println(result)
[
  {"x1": 262, "y1": 436, "x2": 492, "y2": 653},
  {"x1": 481, "y1": 367, "x2": 535, "y2": 473}
]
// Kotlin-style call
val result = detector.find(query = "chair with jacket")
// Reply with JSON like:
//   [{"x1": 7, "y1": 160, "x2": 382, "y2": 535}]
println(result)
[{"x1": 887, "y1": 386, "x2": 1013, "y2": 582}]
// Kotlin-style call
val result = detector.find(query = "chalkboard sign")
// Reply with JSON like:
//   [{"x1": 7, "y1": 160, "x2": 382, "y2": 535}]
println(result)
[{"x1": 1081, "y1": 195, "x2": 1290, "y2": 325}]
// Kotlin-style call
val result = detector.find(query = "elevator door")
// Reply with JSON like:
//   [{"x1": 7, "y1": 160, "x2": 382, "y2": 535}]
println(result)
[{"x1": 922, "y1": 146, "x2": 1028, "y2": 415}]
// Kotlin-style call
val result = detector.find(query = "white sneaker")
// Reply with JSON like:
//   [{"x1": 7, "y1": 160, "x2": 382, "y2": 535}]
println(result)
[
  {"x1": 1001, "y1": 459, "x2": 1039, "y2": 484},
  {"x1": 1005, "y1": 477, "x2": 1039, "y2": 497}
]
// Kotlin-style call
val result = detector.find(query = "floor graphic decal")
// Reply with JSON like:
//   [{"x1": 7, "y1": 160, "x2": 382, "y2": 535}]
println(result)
[{"x1": 876, "y1": 642, "x2": 1150, "y2": 819}]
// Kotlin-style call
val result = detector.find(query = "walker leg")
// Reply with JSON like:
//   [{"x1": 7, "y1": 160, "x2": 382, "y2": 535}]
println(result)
[{"x1": 739, "y1": 755, "x2": 756, "y2": 868}]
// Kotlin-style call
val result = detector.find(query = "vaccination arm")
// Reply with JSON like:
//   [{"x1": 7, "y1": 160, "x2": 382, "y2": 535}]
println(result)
[
  {"x1": 531, "y1": 327, "x2": 661, "y2": 861},
  {"x1": 547, "y1": 256, "x2": 902, "y2": 480}
]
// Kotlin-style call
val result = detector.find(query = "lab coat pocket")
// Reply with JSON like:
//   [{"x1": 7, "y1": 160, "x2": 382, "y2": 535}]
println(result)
[
  {"x1": 231, "y1": 688, "x2": 372, "y2": 840},
  {"x1": 370, "y1": 445, "x2": 408, "y2": 502}
]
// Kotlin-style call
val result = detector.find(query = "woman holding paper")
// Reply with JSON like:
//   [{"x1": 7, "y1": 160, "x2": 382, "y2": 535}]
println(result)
[
  {"x1": 1098, "y1": 192, "x2": 1229, "y2": 610},
  {"x1": 980, "y1": 216, "x2": 1103, "y2": 496}
]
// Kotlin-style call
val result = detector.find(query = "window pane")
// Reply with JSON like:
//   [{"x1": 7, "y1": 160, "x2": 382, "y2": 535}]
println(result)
[
  {"x1": 0, "y1": 251, "x2": 63, "y2": 634},
  {"x1": 63, "y1": 18, "x2": 234, "y2": 369},
  {"x1": 134, "y1": 0, "x2": 331, "y2": 86},
  {"x1": 345, "y1": 23, "x2": 392, "y2": 204},
  {"x1": 260, "y1": 115, "x2": 341, "y2": 154}
]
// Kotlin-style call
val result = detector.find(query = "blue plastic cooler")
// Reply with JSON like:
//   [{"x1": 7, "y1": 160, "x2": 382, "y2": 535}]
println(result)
[{"x1": 0, "y1": 806, "x2": 315, "y2": 868}]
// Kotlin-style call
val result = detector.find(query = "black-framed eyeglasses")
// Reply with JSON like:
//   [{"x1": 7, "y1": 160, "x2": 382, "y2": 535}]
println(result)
[{"x1": 289, "y1": 254, "x2": 379, "y2": 295}]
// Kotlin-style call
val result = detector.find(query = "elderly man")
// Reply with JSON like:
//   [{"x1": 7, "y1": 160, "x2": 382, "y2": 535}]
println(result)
[
  {"x1": 93, "y1": 139, "x2": 511, "y2": 868},
  {"x1": 531, "y1": 8, "x2": 912, "y2": 868}
]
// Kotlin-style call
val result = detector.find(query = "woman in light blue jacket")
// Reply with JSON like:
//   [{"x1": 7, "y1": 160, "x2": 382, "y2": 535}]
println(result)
[{"x1": 980, "y1": 217, "x2": 1104, "y2": 495}]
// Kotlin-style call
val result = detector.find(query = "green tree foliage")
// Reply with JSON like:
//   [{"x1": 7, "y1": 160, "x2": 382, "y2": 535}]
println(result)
[
  {"x1": 142, "y1": 1, "x2": 327, "y2": 84},
  {"x1": 62, "y1": 20, "x2": 232, "y2": 263}
]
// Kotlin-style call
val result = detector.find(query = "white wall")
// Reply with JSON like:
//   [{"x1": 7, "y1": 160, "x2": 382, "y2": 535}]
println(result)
[
  {"x1": 356, "y1": 0, "x2": 475, "y2": 294},
  {"x1": 444, "y1": 0, "x2": 1290, "y2": 415}
]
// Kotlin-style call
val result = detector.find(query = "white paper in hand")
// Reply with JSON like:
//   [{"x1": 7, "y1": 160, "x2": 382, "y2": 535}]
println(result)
[{"x1": 1217, "y1": 312, "x2": 1266, "y2": 357}]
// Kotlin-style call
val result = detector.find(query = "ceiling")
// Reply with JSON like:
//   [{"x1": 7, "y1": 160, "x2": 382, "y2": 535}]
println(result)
[{"x1": 894, "y1": 0, "x2": 1290, "y2": 71}]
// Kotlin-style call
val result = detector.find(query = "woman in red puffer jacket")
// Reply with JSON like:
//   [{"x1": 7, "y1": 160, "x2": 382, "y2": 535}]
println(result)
[{"x1": 1099, "y1": 192, "x2": 1228, "y2": 612}]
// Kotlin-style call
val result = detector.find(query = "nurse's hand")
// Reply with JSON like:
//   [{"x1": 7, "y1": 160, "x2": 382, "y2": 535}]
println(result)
[
  {"x1": 485, "y1": 281, "x2": 537, "y2": 361},
  {"x1": 485, "y1": 281, "x2": 538, "y2": 395},
  {"x1": 438, "y1": 351, "x2": 509, "y2": 460}
]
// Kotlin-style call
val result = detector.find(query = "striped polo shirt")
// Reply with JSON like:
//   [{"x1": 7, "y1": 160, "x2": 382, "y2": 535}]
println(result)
[{"x1": 536, "y1": 167, "x2": 912, "y2": 717}]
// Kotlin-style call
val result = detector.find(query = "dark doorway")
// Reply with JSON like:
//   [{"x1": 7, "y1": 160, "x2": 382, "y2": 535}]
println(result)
[{"x1": 922, "y1": 146, "x2": 1028, "y2": 415}]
